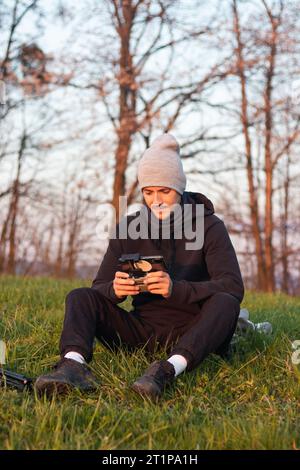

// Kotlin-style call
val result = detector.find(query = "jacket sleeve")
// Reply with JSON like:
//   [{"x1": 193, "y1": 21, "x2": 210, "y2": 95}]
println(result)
[
  {"x1": 169, "y1": 220, "x2": 244, "y2": 304},
  {"x1": 91, "y1": 235, "x2": 127, "y2": 304}
]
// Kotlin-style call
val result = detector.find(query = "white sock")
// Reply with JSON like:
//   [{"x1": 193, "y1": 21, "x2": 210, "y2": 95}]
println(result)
[
  {"x1": 167, "y1": 354, "x2": 188, "y2": 377},
  {"x1": 64, "y1": 351, "x2": 85, "y2": 364}
]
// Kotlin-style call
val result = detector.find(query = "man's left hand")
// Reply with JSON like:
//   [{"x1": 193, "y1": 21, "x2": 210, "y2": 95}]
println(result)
[{"x1": 143, "y1": 271, "x2": 173, "y2": 298}]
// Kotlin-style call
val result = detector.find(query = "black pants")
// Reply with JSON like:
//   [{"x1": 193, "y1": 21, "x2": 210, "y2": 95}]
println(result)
[{"x1": 59, "y1": 288, "x2": 240, "y2": 372}]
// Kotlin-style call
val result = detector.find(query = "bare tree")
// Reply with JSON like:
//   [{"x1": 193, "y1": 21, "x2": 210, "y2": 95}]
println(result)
[
  {"x1": 230, "y1": 0, "x2": 300, "y2": 292},
  {"x1": 66, "y1": 0, "x2": 233, "y2": 222},
  {"x1": 0, "y1": 0, "x2": 72, "y2": 275}
]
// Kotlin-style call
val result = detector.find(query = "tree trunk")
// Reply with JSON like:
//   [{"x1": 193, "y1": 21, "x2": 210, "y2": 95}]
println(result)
[
  {"x1": 6, "y1": 134, "x2": 26, "y2": 274},
  {"x1": 112, "y1": 1, "x2": 138, "y2": 222},
  {"x1": 263, "y1": 13, "x2": 277, "y2": 292},
  {"x1": 232, "y1": 0, "x2": 266, "y2": 290},
  {"x1": 281, "y1": 153, "x2": 290, "y2": 293}
]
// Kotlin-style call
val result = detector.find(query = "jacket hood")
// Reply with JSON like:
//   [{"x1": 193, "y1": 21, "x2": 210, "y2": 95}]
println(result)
[{"x1": 181, "y1": 191, "x2": 214, "y2": 217}]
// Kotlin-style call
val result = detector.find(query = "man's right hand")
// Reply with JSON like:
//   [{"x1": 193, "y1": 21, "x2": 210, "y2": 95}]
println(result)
[{"x1": 113, "y1": 271, "x2": 140, "y2": 299}]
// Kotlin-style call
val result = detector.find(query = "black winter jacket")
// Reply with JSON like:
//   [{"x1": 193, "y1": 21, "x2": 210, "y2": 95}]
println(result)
[{"x1": 91, "y1": 191, "x2": 244, "y2": 329}]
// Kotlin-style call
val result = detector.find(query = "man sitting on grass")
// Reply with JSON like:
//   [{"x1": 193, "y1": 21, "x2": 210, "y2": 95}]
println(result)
[{"x1": 35, "y1": 133, "x2": 244, "y2": 400}]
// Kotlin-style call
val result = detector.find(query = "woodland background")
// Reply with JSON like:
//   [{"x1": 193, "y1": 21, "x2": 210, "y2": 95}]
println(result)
[{"x1": 1, "y1": 0, "x2": 300, "y2": 294}]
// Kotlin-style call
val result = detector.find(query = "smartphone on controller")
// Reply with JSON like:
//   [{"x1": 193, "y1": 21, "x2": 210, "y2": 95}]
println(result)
[{"x1": 118, "y1": 253, "x2": 168, "y2": 292}]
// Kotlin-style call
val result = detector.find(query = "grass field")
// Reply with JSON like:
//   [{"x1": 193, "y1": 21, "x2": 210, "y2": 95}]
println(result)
[{"x1": 0, "y1": 274, "x2": 300, "y2": 450}]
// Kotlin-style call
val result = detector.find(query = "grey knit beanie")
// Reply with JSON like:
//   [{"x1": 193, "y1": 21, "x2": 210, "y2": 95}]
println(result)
[{"x1": 137, "y1": 133, "x2": 186, "y2": 195}]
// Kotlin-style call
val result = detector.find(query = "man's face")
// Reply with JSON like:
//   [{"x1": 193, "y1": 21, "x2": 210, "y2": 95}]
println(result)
[{"x1": 142, "y1": 186, "x2": 181, "y2": 220}]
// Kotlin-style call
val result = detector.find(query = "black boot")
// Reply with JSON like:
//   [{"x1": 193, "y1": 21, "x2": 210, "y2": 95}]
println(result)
[
  {"x1": 34, "y1": 358, "x2": 99, "y2": 397},
  {"x1": 131, "y1": 360, "x2": 175, "y2": 400}
]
